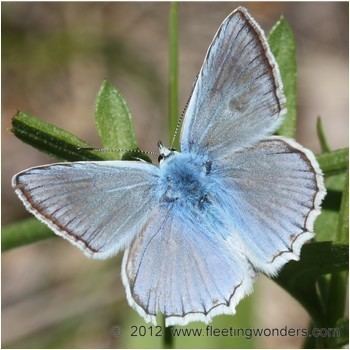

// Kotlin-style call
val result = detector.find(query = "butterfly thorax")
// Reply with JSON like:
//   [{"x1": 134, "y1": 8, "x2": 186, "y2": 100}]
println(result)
[{"x1": 158, "y1": 152, "x2": 213, "y2": 211}]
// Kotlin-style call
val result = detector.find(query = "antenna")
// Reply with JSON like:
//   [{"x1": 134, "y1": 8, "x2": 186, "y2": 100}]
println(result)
[
  {"x1": 77, "y1": 147, "x2": 156, "y2": 156},
  {"x1": 170, "y1": 73, "x2": 198, "y2": 148}
]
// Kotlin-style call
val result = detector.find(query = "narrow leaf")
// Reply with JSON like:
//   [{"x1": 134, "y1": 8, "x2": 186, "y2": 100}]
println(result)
[
  {"x1": 317, "y1": 148, "x2": 349, "y2": 176},
  {"x1": 315, "y1": 174, "x2": 345, "y2": 241},
  {"x1": 95, "y1": 80, "x2": 137, "y2": 159},
  {"x1": 337, "y1": 170, "x2": 349, "y2": 244},
  {"x1": 11, "y1": 111, "x2": 106, "y2": 161},
  {"x1": 315, "y1": 210, "x2": 340, "y2": 242},
  {"x1": 317, "y1": 116, "x2": 331, "y2": 153},
  {"x1": 269, "y1": 17, "x2": 297, "y2": 138},
  {"x1": 2, "y1": 218, "x2": 53, "y2": 251}
]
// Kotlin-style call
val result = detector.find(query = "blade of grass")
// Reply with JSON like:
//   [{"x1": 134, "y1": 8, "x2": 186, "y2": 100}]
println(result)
[
  {"x1": 162, "y1": 3, "x2": 179, "y2": 348},
  {"x1": 2, "y1": 218, "x2": 54, "y2": 251},
  {"x1": 269, "y1": 17, "x2": 297, "y2": 138},
  {"x1": 168, "y1": 2, "x2": 179, "y2": 149},
  {"x1": 11, "y1": 111, "x2": 107, "y2": 161},
  {"x1": 95, "y1": 80, "x2": 138, "y2": 159},
  {"x1": 316, "y1": 117, "x2": 331, "y2": 153},
  {"x1": 317, "y1": 148, "x2": 349, "y2": 176}
]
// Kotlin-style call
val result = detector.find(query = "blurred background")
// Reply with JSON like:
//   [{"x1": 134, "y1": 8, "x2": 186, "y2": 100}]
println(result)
[{"x1": 2, "y1": 2, "x2": 348, "y2": 348}]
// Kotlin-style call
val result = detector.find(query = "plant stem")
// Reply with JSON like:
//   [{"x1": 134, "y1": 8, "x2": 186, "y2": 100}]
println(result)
[
  {"x1": 168, "y1": 2, "x2": 179, "y2": 148},
  {"x1": 162, "y1": 3, "x2": 178, "y2": 348},
  {"x1": 326, "y1": 170, "x2": 349, "y2": 329},
  {"x1": 337, "y1": 170, "x2": 349, "y2": 245},
  {"x1": 316, "y1": 116, "x2": 331, "y2": 153},
  {"x1": 162, "y1": 317, "x2": 174, "y2": 349},
  {"x1": 317, "y1": 148, "x2": 349, "y2": 176},
  {"x1": 2, "y1": 218, "x2": 54, "y2": 251}
]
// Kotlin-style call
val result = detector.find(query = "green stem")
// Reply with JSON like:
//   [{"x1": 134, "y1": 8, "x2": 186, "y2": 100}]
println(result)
[
  {"x1": 168, "y1": 2, "x2": 179, "y2": 148},
  {"x1": 2, "y1": 218, "x2": 54, "y2": 251},
  {"x1": 326, "y1": 170, "x2": 349, "y2": 329},
  {"x1": 162, "y1": 317, "x2": 174, "y2": 349},
  {"x1": 316, "y1": 116, "x2": 331, "y2": 153},
  {"x1": 317, "y1": 148, "x2": 349, "y2": 176},
  {"x1": 337, "y1": 170, "x2": 349, "y2": 245},
  {"x1": 162, "y1": 3, "x2": 178, "y2": 348}
]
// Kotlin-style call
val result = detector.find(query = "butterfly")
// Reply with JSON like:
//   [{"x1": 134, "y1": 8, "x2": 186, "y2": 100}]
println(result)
[{"x1": 12, "y1": 7, "x2": 325, "y2": 327}]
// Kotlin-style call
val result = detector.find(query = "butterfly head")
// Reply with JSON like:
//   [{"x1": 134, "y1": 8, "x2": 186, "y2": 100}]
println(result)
[{"x1": 157, "y1": 141, "x2": 177, "y2": 164}]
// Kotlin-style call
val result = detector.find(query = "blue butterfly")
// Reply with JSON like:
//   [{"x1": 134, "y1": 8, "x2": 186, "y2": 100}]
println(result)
[{"x1": 12, "y1": 7, "x2": 325, "y2": 326}]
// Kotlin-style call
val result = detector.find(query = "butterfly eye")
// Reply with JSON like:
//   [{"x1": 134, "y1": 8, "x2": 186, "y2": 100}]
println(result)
[{"x1": 158, "y1": 155, "x2": 164, "y2": 163}]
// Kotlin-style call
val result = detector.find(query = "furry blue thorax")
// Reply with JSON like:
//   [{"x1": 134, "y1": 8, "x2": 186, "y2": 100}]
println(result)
[{"x1": 158, "y1": 151, "x2": 214, "y2": 211}]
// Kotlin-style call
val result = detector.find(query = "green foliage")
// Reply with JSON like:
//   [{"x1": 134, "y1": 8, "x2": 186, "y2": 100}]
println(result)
[
  {"x1": 11, "y1": 111, "x2": 106, "y2": 161},
  {"x1": 317, "y1": 148, "x2": 349, "y2": 176},
  {"x1": 336, "y1": 171, "x2": 349, "y2": 244},
  {"x1": 275, "y1": 242, "x2": 348, "y2": 327},
  {"x1": 3, "y1": 6, "x2": 349, "y2": 349},
  {"x1": 2, "y1": 218, "x2": 53, "y2": 250},
  {"x1": 268, "y1": 17, "x2": 297, "y2": 138},
  {"x1": 96, "y1": 80, "x2": 138, "y2": 159}
]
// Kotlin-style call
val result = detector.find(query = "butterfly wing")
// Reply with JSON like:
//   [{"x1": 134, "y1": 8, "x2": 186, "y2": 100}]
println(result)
[
  {"x1": 211, "y1": 137, "x2": 326, "y2": 275},
  {"x1": 122, "y1": 206, "x2": 255, "y2": 326},
  {"x1": 12, "y1": 161, "x2": 160, "y2": 259},
  {"x1": 180, "y1": 7, "x2": 286, "y2": 158}
]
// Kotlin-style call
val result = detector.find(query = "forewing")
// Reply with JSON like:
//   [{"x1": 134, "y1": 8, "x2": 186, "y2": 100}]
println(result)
[
  {"x1": 122, "y1": 206, "x2": 255, "y2": 326},
  {"x1": 180, "y1": 7, "x2": 286, "y2": 158},
  {"x1": 212, "y1": 137, "x2": 326, "y2": 275},
  {"x1": 12, "y1": 161, "x2": 160, "y2": 259}
]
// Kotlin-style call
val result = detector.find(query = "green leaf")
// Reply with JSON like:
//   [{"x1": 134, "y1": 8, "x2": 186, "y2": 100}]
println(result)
[
  {"x1": 316, "y1": 174, "x2": 345, "y2": 241},
  {"x1": 168, "y1": 2, "x2": 179, "y2": 148},
  {"x1": 95, "y1": 80, "x2": 137, "y2": 159},
  {"x1": 2, "y1": 218, "x2": 54, "y2": 251},
  {"x1": 12, "y1": 111, "x2": 106, "y2": 161},
  {"x1": 268, "y1": 17, "x2": 297, "y2": 138},
  {"x1": 316, "y1": 117, "x2": 331, "y2": 153},
  {"x1": 337, "y1": 170, "x2": 349, "y2": 244},
  {"x1": 275, "y1": 242, "x2": 348, "y2": 326},
  {"x1": 326, "y1": 172, "x2": 347, "y2": 192},
  {"x1": 317, "y1": 148, "x2": 349, "y2": 176},
  {"x1": 315, "y1": 210, "x2": 340, "y2": 242}
]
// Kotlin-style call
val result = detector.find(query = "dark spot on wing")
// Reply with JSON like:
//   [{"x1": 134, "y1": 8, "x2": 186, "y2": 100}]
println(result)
[
  {"x1": 204, "y1": 160, "x2": 212, "y2": 175},
  {"x1": 229, "y1": 97, "x2": 245, "y2": 112}
]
